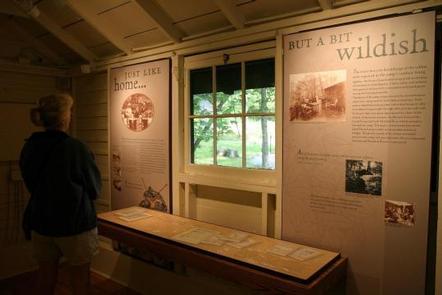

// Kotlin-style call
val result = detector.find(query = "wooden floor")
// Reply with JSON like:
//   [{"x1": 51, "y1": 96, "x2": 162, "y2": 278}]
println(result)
[{"x1": 0, "y1": 268, "x2": 140, "y2": 295}]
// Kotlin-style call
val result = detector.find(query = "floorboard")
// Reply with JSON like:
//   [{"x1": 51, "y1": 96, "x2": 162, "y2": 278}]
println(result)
[{"x1": 0, "y1": 267, "x2": 140, "y2": 295}]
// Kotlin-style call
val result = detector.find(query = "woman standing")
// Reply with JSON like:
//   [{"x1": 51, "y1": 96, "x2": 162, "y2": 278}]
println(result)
[{"x1": 20, "y1": 93, "x2": 101, "y2": 295}]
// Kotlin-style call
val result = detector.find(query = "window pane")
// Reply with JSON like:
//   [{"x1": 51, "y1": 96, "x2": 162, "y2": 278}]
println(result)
[
  {"x1": 246, "y1": 87, "x2": 275, "y2": 113},
  {"x1": 245, "y1": 58, "x2": 275, "y2": 88},
  {"x1": 246, "y1": 116, "x2": 275, "y2": 169},
  {"x1": 245, "y1": 59, "x2": 275, "y2": 113},
  {"x1": 216, "y1": 117, "x2": 242, "y2": 167},
  {"x1": 216, "y1": 63, "x2": 242, "y2": 114},
  {"x1": 190, "y1": 68, "x2": 213, "y2": 115},
  {"x1": 191, "y1": 118, "x2": 214, "y2": 165}
]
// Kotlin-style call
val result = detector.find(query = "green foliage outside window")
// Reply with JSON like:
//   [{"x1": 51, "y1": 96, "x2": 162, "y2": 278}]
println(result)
[{"x1": 190, "y1": 58, "x2": 275, "y2": 169}]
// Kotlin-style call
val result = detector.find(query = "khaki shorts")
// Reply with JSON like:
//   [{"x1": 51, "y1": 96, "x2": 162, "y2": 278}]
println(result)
[{"x1": 32, "y1": 228, "x2": 99, "y2": 266}]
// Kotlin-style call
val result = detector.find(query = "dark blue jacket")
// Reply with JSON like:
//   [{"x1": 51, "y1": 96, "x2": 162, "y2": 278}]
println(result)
[{"x1": 20, "y1": 130, "x2": 101, "y2": 237}]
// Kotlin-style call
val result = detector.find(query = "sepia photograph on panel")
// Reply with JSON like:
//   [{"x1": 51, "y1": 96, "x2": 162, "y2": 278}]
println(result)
[
  {"x1": 345, "y1": 160, "x2": 382, "y2": 196},
  {"x1": 121, "y1": 93, "x2": 155, "y2": 132},
  {"x1": 384, "y1": 200, "x2": 415, "y2": 227},
  {"x1": 289, "y1": 70, "x2": 346, "y2": 122}
]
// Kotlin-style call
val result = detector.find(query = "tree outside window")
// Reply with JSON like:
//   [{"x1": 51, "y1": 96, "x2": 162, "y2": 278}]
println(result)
[{"x1": 190, "y1": 58, "x2": 275, "y2": 170}]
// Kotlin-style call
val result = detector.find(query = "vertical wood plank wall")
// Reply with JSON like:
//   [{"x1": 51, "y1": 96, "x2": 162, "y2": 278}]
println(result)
[
  {"x1": 73, "y1": 72, "x2": 110, "y2": 214},
  {"x1": 0, "y1": 70, "x2": 59, "y2": 278}
]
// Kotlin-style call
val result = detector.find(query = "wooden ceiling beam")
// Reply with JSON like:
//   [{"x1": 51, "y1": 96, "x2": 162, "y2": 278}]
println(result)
[
  {"x1": 93, "y1": 0, "x2": 430, "y2": 70},
  {"x1": 11, "y1": 1, "x2": 96, "y2": 62},
  {"x1": 26, "y1": 6, "x2": 96, "y2": 63},
  {"x1": 8, "y1": 17, "x2": 66, "y2": 65},
  {"x1": 64, "y1": 0, "x2": 132, "y2": 55},
  {"x1": 213, "y1": 0, "x2": 245, "y2": 29},
  {"x1": 133, "y1": 0, "x2": 184, "y2": 43},
  {"x1": 0, "y1": 1, "x2": 28, "y2": 17},
  {"x1": 317, "y1": 0, "x2": 333, "y2": 10}
]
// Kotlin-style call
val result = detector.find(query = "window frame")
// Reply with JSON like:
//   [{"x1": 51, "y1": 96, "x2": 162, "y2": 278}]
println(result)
[{"x1": 184, "y1": 43, "x2": 277, "y2": 181}]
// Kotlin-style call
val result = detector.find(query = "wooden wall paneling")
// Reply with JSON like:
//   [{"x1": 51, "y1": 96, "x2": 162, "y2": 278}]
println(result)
[
  {"x1": 261, "y1": 192, "x2": 268, "y2": 235},
  {"x1": 194, "y1": 199, "x2": 261, "y2": 234},
  {"x1": 0, "y1": 70, "x2": 60, "y2": 161},
  {"x1": 0, "y1": 104, "x2": 39, "y2": 161},
  {"x1": 85, "y1": 142, "x2": 108, "y2": 156},
  {"x1": 0, "y1": 163, "x2": 28, "y2": 247},
  {"x1": 0, "y1": 71, "x2": 58, "y2": 103},
  {"x1": 75, "y1": 72, "x2": 108, "y2": 93},
  {"x1": 194, "y1": 185, "x2": 262, "y2": 234},
  {"x1": 0, "y1": 71, "x2": 57, "y2": 89},
  {"x1": 76, "y1": 103, "x2": 108, "y2": 117},
  {"x1": 94, "y1": 155, "x2": 109, "y2": 179},
  {"x1": 171, "y1": 55, "x2": 184, "y2": 216},
  {"x1": 74, "y1": 71, "x2": 110, "y2": 215},
  {"x1": 0, "y1": 162, "x2": 11, "y2": 247},
  {"x1": 0, "y1": 162, "x2": 10, "y2": 195},
  {"x1": 0, "y1": 88, "x2": 55, "y2": 104},
  {"x1": 274, "y1": 33, "x2": 283, "y2": 239},
  {"x1": 266, "y1": 194, "x2": 276, "y2": 238},
  {"x1": 75, "y1": 89, "x2": 108, "y2": 105},
  {"x1": 96, "y1": 202, "x2": 111, "y2": 214},
  {"x1": 98, "y1": 180, "x2": 110, "y2": 203},
  {"x1": 178, "y1": 182, "x2": 185, "y2": 216},
  {"x1": 184, "y1": 182, "x2": 190, "y2": 218},
  {"x1": 76, "y1": 130, "x2": 108, "y2": 143},
  {"x1": 189, "y1": 184, "x2": 197, "y2": 218},
  {"x1": 0, "y1": 70, "x2": 59, "y2": 261},
  {"x1": 76, "y1": 116, "x2": 108, "y2": 130}
]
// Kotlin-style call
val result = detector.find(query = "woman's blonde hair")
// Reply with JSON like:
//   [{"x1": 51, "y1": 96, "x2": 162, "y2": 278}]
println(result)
[{"x1": 30, "y1": 93, "x2": 73, "y2": 129}]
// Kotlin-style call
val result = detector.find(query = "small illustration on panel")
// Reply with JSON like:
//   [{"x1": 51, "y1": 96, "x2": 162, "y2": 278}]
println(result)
[
  {"x1": 139, "y1": 179, "x2": 168, "y2": 212},
  {"x1": 384, "y1": 200, "x2": 415, "y2": 226},
  {"x1": 289, "y1": 70, "x2": 346, "y2": 122},
  {"x1": 121, "y1": 93, "x2": 154, "y2": 131},
  {"x1": 112, "y1": 151, "x2": 123, "y2": 191},
  {"x1": 345, "y1": 160, "x2": 382, "y2": 196}
]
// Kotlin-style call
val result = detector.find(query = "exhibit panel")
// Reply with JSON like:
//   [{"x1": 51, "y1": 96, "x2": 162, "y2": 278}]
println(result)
[
  {"x1": 110, "y1": 60, "x2": 171, "y2": 211},
  {"x1": 282, "y1": 12, "x2": 435, "y2": 294}
]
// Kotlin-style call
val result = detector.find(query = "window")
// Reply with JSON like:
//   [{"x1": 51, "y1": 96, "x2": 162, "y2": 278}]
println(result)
[{"x1": 189, "y1": 58, "x2": 275, "y2": 169}]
